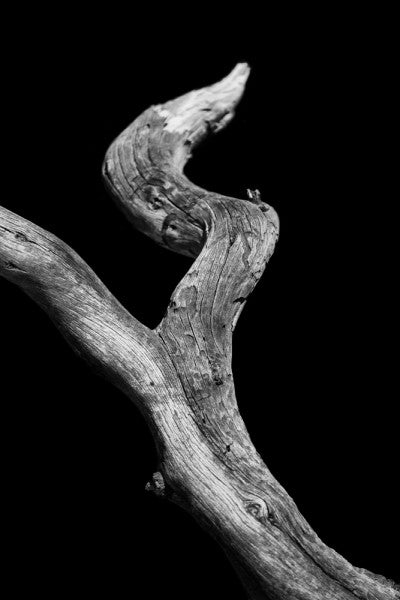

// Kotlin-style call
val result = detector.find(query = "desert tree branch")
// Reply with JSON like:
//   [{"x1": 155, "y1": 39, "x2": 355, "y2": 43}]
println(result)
[{"x1": 1, "y1": 65, "x2": 398, "y2": 600}]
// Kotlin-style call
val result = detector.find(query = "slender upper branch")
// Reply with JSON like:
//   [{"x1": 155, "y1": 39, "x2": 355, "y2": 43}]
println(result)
[{"x1": 102, "y1": 63, "x2": 260, "y2": 257}]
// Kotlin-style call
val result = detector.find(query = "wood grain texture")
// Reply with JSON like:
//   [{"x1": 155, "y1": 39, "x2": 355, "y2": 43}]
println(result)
[{"x1": 1, "y1": 65, "x2": 398, "y2": 599}]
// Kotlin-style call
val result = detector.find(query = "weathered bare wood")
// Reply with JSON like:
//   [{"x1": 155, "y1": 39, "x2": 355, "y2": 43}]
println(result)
[{"x1": 1, "y1": 65, "x2": 398, "y2": 599}]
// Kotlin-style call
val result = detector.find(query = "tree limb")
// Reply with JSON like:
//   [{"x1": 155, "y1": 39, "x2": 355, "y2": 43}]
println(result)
[
  {"x1": 102, "y1": 62, "x2": 253, "y2": 258},
  {"x1": 102, "y1": 63, "x2": 399, "y2": 599},
  {"x1": 0, "y1": 206, "x2": 164, "y2": 405},
  {"x1": 1, "y1": 65, "x2": 398, "y2": 599}
]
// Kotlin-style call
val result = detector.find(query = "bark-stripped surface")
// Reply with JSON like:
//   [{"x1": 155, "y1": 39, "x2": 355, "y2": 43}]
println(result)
[{"x1": 0, "y1": 65, "x2": 398, "y2": 599}]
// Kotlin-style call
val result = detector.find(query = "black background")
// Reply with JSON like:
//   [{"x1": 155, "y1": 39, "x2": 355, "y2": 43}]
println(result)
[{"x1": 1, "y1": 11, "x2": 398, "y2": 598}]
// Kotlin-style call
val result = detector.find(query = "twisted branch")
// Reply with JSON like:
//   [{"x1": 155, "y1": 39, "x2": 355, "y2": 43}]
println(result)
[{"x1": 0, "y1": 65, "x2": 398, "y2": 600}]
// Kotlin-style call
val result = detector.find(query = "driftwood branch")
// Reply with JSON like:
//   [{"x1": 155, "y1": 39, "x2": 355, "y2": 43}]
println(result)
[
  {"x1": 1, "y1": 65, "x2": 398, "y2": 600},
  {"x1": 0, "y1": 207, "x2": 164, "y2": 402}
]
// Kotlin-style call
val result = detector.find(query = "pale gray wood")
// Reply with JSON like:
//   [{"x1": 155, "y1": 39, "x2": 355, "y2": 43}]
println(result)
[{"x1": 1, "y1": 64, "x2": 398, "y2": 600}]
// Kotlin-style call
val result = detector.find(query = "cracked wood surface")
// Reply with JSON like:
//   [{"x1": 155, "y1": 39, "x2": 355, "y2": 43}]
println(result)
[{"x1": 1, "y1": 65, "x2": 398, "y2": 599}]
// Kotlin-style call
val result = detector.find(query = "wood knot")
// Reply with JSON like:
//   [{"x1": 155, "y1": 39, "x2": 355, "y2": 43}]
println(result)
[
  {"x1": 161, "y1": 213, "x2": 187, "y2": 246},
  {"x1": 245, "y1": 501, "x2": 264, "y2": 518},
  {"x1": 4, "y1": 261, "x2": 18, "y2": 269},
  {"x1": 145, "y1": 471, "x2": 166, "y2": 497},
  {"x1": 15, "y1": 232, "x2": 29, "y2": 242},
  {"x1": 168, "y1": 299, "x2": 179, "y2": 312},
  {"x1": 213, "y1": 374, "x2": 223, "y2": 386},
  {"x1": 223, "y1": 443, "x2": 232, "y2": 455},
  {"x1": 244, "y1": 498, "x2": 277, "y2": 527},
  {"x1": 148, "y1": 196, "x2": 164, "y2": 210}
]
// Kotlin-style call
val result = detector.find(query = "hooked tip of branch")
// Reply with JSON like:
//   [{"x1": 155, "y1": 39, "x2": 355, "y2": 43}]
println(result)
[
  {"x1": 209, "y1": 61, "x2": 251, "y2": 105},
  {"x1": 155, "y1": 62, "x2": 251, "y2": 143}
]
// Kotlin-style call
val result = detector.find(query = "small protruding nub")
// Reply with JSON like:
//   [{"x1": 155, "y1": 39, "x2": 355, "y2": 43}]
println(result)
[{"x1": 145, "y1": 471, "x2": 166, "y2": 497}]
